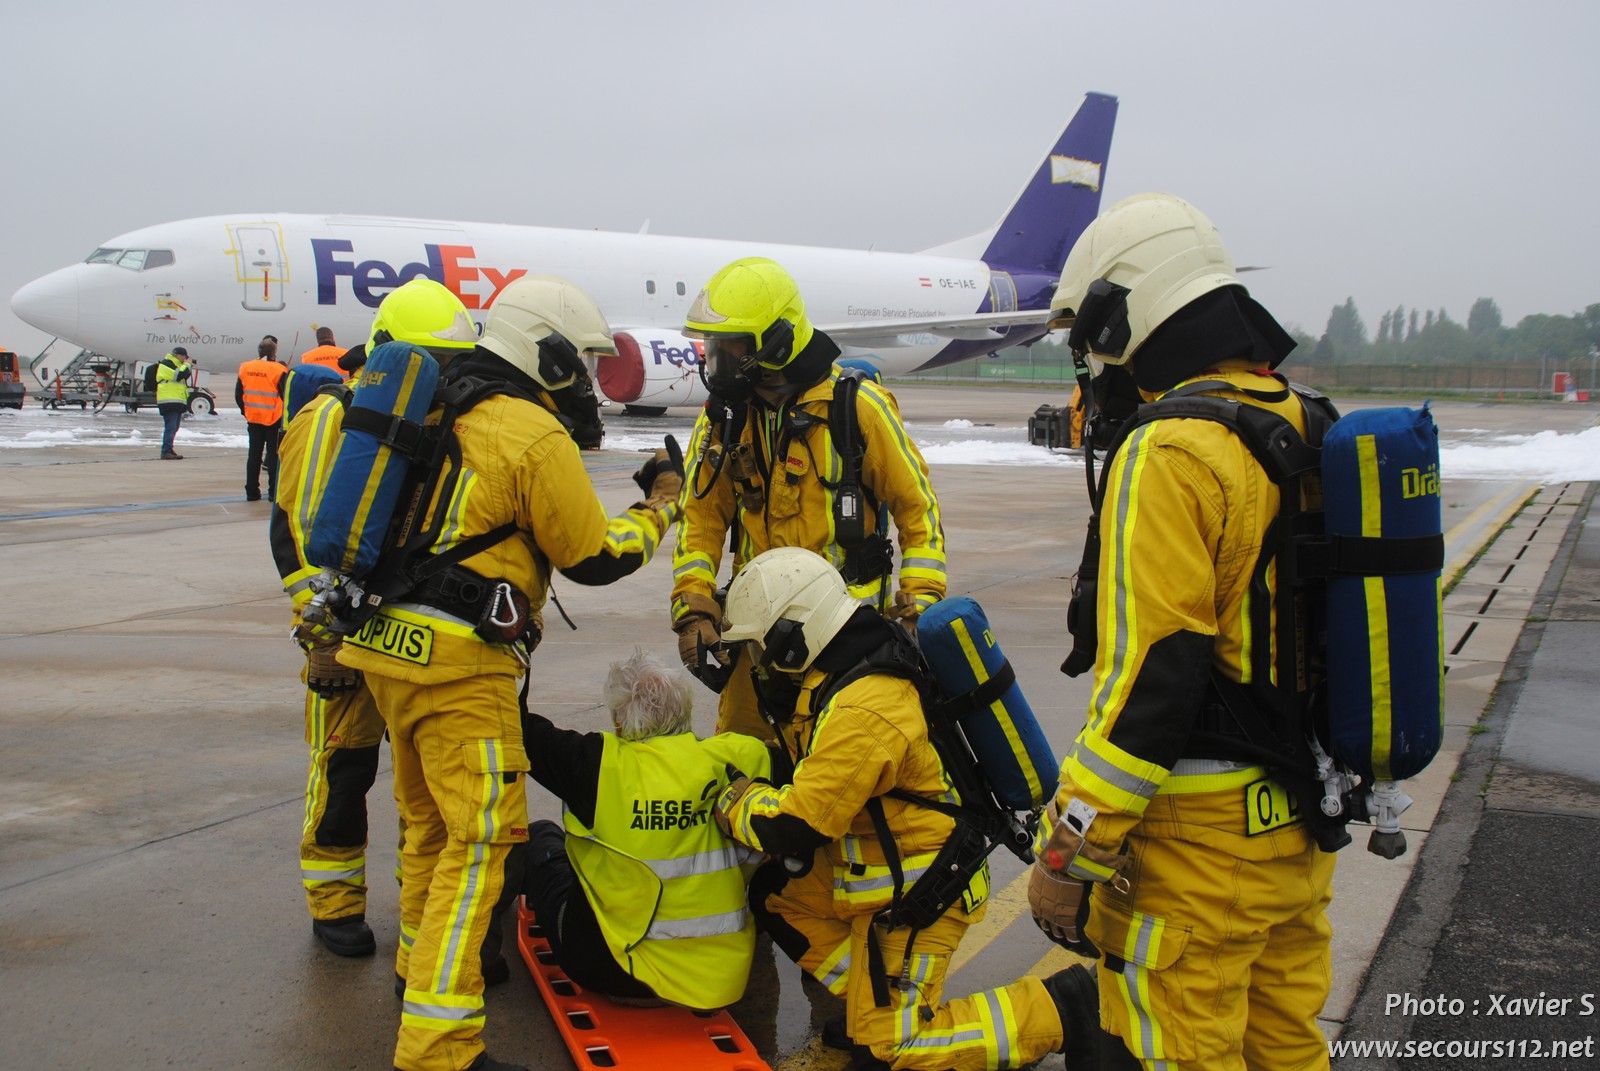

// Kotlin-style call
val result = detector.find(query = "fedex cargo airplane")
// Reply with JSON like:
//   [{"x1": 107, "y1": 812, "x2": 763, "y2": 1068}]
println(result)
[{"x1": 12, "y1": 93, "x2": 1115, "y2": 414}]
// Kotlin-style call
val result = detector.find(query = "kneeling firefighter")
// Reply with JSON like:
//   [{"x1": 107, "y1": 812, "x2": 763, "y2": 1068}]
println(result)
[
  {"x1": 1029, "y1": 193, "x2": 1339, "y2": 1069},
  {"x1": 332, "y1": 277, "x2": 685, "y2": 1071},
  {"x1": 715, "y1": 547, "x2": 1100, "y2": 1071},
  {"x1": 670, "y1": 257, "x2": 947, "y2": 742}
]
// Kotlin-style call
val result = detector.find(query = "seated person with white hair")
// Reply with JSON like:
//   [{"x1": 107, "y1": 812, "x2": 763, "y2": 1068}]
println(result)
[{"x1": 521, "y1": 650, "x2": 771, "y2": 1009}]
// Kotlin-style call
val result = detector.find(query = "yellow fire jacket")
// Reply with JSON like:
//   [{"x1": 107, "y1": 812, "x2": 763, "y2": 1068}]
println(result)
[
  {"x1": 338, "y1": 394, "x2": 677, "y2": 684},
  {"x1": 271, "y1": 391, "x2": 347, "y2": 626},
  {"x1": 1050, "y1": 364, "x2": 1316, "y2": 869},
  {"x1": 723, "y1": 668, "x2": 988, "y2": 917},
  {"x1": 672, "y1": 368, "x2": 946, "y2": 620}
]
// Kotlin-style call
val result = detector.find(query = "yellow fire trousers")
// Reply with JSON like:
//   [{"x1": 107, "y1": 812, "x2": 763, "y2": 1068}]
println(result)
[
  {"x1": 368, "y1": 671, "x2": 531, "y2": 1071},
  {"x1": 299, "y1": 673, "x2": 385, "y2": 922},
  {"x1": 1085, "y1": 829, "x2": 1336, "y2": 1070},
  {"x1": 761, "y1": 862, "x2": 1065, "y2": 1070}
]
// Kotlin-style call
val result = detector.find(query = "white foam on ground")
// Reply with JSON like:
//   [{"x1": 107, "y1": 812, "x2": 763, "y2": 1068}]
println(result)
[
  {"x1": 918, "y1": 439, "x2": 1084, "y2": 467},
  {"x1": 1440, "y1": 425, "x2": 1600, "y2": 482},
  {"x1": 0, "y1": 407, "x2": 247, "y2": 450},
  {"x1": 5, "y1": 406, "x2": 1595, "y2": 483}
]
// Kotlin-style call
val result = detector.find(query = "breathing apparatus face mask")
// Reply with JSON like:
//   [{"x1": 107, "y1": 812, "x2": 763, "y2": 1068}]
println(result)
[
  {"x1": 537, "y1": 334, "x2": 605, "y2": 449},
  {"x1": 697, "y1": 319, "x2": 796, "y2": 405}
]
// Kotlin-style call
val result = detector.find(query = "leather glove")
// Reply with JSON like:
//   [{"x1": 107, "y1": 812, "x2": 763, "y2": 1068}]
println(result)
[
  {"x1": 713, "y1": 769, "x2": 753, "y2": 838},
  {"x1": 1028, "y1": 863, "x2": 1096, "y2": 956},
  {"x1": 303, "y1": 636, "x2": 360, "y2": 698},
  {"x1": 674, "y1": 592, "x2": 732, "y2": 691},
  {"x1": 1027, "y1": 798, "x2": 1130, "y2": 956},
  {"x1": 632, "y1": 434, "x2": 685, "y2": 509},
  {"x1": 885, "y1": 590, "x2": 923, "y2": 626}
]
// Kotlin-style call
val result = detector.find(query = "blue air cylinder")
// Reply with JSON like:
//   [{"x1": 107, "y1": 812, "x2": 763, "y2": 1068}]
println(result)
[
  {"x1": 282, "y1": 364, "x2": 344, "y2": 427},
  {"x1": 306, "y1": 341, "x2": 439, "y2": 576},
  {"x1": 917, "y1": 596, "x2": 1059, "y2": 810},
  {"x1": 1321, "y1": 405, "x2": 1444, "y2": 782}
]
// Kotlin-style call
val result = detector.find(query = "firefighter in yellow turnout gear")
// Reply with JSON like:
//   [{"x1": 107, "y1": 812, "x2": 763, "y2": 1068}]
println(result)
[
  {"x1": 270, "y1": 363, "x2": 387, "y2": 956},
  {"x1": 1029, "y1": 194, "x2": 1337, "y2": 1070},
  {"x1": 671, "y1": 258, "x2": 946, "y2": 740},
  {"x1": 717, "y1": 548, "x2": 1101, "y2": 1071},
  {"x1": 331, "y1": 278, "x2": 684, "y2": 1071}
]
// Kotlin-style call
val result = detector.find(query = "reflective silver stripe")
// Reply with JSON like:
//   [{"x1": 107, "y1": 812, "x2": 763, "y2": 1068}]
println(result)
[
  {"x1": 1125, "y1": 914, "x2": 1168, "y2": 1067},
  {"x1": 402, "y1": 999, "x2": 481, "y2": 1022},
  {"x1": 903, "y1": 1026, "x2": 986, "y2": 1050},
  {"x1": 901, "y1": 555, "x2": 945, "y2": 572},
  {"x1": 1090, "y1": 424, "x2": 1153, "y2": 729},
  {"x1": 298, "y1": 402, "x2": 340, "y2": 534},
  {"x1": 818, "y1": 949, "x2": 851, "y2": 992},
  {"x1": 673, "y1": 558, "x2": 712, "y2": 579},
  {"x1": 644, "y1": 846, "x2": 745, "y2": 880},
  {"x1": 1071, "y1": 741, "x2": 1161, "y2": 801},
  {"x1": 987, "y1": 989, "x2": 1009, "y2": 1066},
  {"x1": 388, "y1": 602, "x2": 476, "y2": 630},
  {"x1": 1171, "y1": 757, "x2": 1254, "y2": 776},
  {"x1": 285, "y1": 574, "x2": 316, "y2": 597},
  {"x1": 644, "y1": 907, "x2": 748, "y2": 940},
  {"x1": 436, "y1": 840, "x2": 487, "y2": 989},
  {"x1": 301, "y1": 865, "x2": 364, "y2": 882},
  {"x1": 834, "y1": 864, "x2": 931, "y2": 895}
]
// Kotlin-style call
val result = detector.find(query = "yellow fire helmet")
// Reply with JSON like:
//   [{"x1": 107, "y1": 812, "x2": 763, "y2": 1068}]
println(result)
[
  {"x1": 683, "y1": 257, "x2": 814, "y2": 396},
  {"x1": 1050, "y1": 192, "x2": 1238, "y2": 365},
  {"x1": 366, "y1": 277, "x2": 480, "y2": 357}
]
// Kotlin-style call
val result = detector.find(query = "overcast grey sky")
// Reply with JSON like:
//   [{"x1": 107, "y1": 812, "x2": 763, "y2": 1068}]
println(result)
[{"x1": 2, "y1": 0, "x2": 1596, "y2": 360}]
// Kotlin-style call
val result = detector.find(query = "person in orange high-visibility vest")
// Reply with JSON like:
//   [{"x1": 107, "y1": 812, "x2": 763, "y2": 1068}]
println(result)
[
  {"x1": 299, "y1": 326, "x2": 347, "y2": 372},
  {"x1": 236, "y1": 335, "x2": 287, "y2": 501}
]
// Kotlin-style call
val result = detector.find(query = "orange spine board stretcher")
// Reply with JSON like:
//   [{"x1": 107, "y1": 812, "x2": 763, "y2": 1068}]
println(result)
[{"x1": 515, "y1": 899, "x2": 771, "y2": 1071}]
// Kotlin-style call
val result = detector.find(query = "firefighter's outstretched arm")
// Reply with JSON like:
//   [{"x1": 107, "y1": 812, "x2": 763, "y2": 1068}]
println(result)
[
  {"x1": 521, "y1": 431, "x2": 680, "y2": 586},
  {"x1": 856, "y1": 380, "x2": 946, "y2": 617}
]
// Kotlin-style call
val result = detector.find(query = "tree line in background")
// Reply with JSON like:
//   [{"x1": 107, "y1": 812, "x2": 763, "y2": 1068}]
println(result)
[{"x1": 1292, "y1": 297, "x2": 1600, "y2": 365}]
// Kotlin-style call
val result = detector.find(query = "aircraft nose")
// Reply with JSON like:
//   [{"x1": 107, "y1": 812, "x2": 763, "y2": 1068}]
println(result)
[
  {"x1": 597, "y1": 335, "x2": 644, "y2": 403},
  {"x1": 11, "y1": 267, "x2": 81, "y2": 339}
]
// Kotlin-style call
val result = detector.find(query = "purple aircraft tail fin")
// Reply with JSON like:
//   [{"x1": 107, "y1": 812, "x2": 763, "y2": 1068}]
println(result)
[{"x1": 981, "y1": 92, "x2": 1118, "y2": 275}]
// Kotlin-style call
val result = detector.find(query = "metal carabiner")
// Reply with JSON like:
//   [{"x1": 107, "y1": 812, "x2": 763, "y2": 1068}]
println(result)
[{"x1": 486, "y1": 581, "x2": 519, "y2": 629}]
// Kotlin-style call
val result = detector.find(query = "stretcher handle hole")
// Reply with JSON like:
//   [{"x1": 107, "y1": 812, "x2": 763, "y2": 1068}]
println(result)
[
  {"x1": 584, "y1": 1044, "x2": 617, "y2": 1067},
  {"x1": 567, "y1": 1010, "x2": 595, "y2": 1030},
  {"x1": 709, "y1": 1032, "x2": 742, "y2": 1053},
  {"x1": 551, "y1": 978, "x2": 577, "y2": 996},
  {"x1": 535, "y1": 948, "x2": 557, "y2": 965}
]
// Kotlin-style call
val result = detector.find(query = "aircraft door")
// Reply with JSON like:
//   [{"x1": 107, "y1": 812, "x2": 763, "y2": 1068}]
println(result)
[
  {"x1": 988, "y1": 270, "x2": 1018, "y2": 313},
  {"x1": 228, "y1": 224, "x2": 288, "y2": 311}
]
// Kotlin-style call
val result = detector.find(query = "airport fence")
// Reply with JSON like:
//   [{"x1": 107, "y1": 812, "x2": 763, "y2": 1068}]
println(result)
[{"x1": 899, "y1": 351, "x2": 1600, "y2": 402}]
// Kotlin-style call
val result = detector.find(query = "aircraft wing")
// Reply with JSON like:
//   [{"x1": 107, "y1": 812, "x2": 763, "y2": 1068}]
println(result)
[{"x1": 816, "y1": 309, "x2": 1053, "y2": 347}]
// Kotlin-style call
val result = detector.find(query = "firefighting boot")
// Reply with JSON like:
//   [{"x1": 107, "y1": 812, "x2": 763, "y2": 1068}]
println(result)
[
  {"x1": 311, "y1": 914, "x2": 376, "y2": 957},
  {"x1": 1044, "y1": 963, "x2": 1105, "y2": 1070}
]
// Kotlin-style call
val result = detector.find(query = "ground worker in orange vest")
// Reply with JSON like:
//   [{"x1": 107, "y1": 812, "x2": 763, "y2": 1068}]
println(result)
[
  {"x1": 299, "y1": 326, "x2": 347, "y2": 371},
  {"x1": 236, "y1": 335, "x2": 287, "y2": 501}
]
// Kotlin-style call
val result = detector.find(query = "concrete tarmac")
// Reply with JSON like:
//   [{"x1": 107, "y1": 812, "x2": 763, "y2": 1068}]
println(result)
[{"x1": 0, "y1": 386, "x2": 1592, "y2": 1069}]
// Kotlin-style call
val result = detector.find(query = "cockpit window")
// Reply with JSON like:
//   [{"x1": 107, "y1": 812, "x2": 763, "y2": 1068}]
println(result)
[{"x1": 83, "y1": 248, "x2": 174, "y2": 270}]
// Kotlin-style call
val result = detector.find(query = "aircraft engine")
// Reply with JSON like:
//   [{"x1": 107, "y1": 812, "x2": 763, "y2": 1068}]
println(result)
[{"x1": 595, "y1": 329, "x2": 709, "y2": 414}]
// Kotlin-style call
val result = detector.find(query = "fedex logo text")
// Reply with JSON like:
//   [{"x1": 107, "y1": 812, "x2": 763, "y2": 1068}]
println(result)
[
  {"x1": 312, "y1": 239, "x2": 527, "y2": 309},
  {"x1": 651, "y1": 339, "x2": 704, "y2": 368}
]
